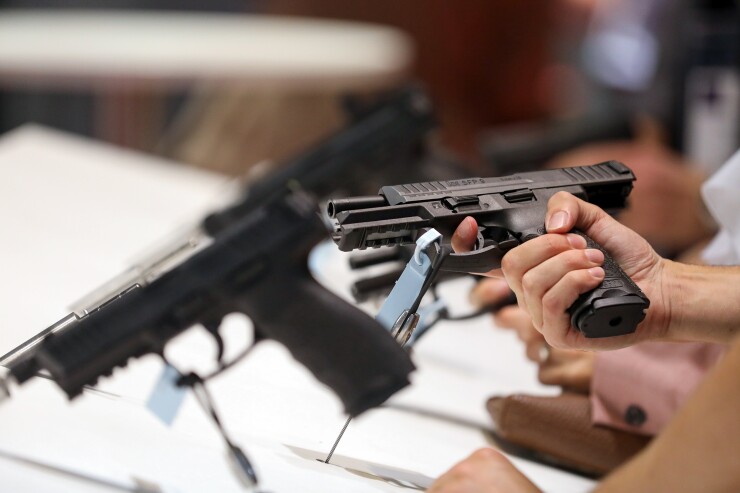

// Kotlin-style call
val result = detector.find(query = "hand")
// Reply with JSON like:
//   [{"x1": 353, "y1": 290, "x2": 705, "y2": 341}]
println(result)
[
  {"x1": 547, "y1": 140, "x2": 714, "y2": 256},
  {"x1": 500, "y1": 192, "x2": 670, "y2": 350},
  {"x1": 536, "y1": 346, "x2": 594, "y2": 393},
  {"x1": 472, "y1": 278, "x2": 594, "y2": 392},
  {"x1": 471, "y1": 278, "x2": 546, "y2": 359},
  {"x1": 428, "y1": 448, "x2": 541, "y2": 493}
]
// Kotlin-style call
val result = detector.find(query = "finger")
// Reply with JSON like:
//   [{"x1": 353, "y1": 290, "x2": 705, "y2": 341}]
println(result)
[
  {"x1": 538, "y1": 363, "x2": 569, "y2": 386},
  {"x1": 429, "y1": 448, "x2": 541, "y2": 493},
  {"x1": 525, "y1": 339, "x2": 546, "y2": 362},
  {"x1": 547, "y1": 191, "x2": 661, "y2": 283},
  {"x1": 515, "y1": 321, "x2": 544, "y2": 346},
  {"x1": 428, "y1": 448, "x2": 498, "y2": 491},
  {"x1": 493, "y1": 305, "x2": 534, "y2": 334},
  {"x1": 545, "y1": 191, "x2": 608, "y2": 234},
  {"x1": 501, "y1": 233, "x2": 587, "y2": 299},
  {"x1": 538, "y1": 352, "x2": 594, "y2": 393},
  {"x1": 519, "y1": 247, "x2": 604, "y2": 329},
  {"x1": 547, "y1": 346, "x2": 586, "y2": 365},
  {"x1": 451, "y1": 216, "x2": 479, "y2": 253},
  {"x1": 540, "y1": 267, "x2": 605, "y2": 347},
  {"x1": 470, "y1": 278, "x2": 512, "y2": 308}
]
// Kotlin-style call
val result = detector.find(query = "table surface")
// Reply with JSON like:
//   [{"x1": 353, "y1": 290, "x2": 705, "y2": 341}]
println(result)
[
  {"x1": 0, "y1": 10, "x2": 412, "y2": 90},
  {"x1": 0, "y1": 125, "x2": 595, "y2": 493}
]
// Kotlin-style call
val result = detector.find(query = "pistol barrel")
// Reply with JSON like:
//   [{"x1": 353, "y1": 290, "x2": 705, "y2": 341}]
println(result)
[{"x1": 327, "y1": 196, "x2": 388, "y2": 217}]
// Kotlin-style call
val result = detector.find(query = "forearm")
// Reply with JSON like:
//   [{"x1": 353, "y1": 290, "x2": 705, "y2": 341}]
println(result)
[
  {"x1": 665, "y1": 262, "x2": 740, "y2": 344},
  {"x1": 595, "y1": 336, "x2": 740, "y2": 493}
]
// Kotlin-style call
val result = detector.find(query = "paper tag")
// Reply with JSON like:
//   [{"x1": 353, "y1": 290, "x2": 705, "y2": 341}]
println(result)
[
  {"x1": 701, "y1": 149, "x2": 740, "y2": 265},
  {"x1": 146, "y1": 364, "x2": 187, "y2": 427},
  {"x1": 375, "y1": 229, "x2": 441, "y2": 331}
]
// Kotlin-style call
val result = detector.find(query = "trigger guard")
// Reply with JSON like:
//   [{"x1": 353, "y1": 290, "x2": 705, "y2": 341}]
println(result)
[
  {"x1": 428, "y1": 227, "x2": 516, "y2": 274},
  {"x1": 439, "y1": 243, "x2": 508, "y2": 274},
  {"x1": 475, "y1": 231, "x2": 486, "y2": 250}
]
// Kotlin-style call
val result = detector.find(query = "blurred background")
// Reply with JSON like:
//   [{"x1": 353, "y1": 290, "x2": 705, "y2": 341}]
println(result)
[{"x1": 0, "y1": 0, "x2": 737, "y2": 178}]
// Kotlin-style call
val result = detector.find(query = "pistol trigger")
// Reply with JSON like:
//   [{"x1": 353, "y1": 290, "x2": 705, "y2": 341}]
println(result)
[
  {"x1": 202, "y1": 318, "x2": 226, "y2": 363},
  {"x1": 475, "y1": 231, "x2": 487, "y2": 251}
]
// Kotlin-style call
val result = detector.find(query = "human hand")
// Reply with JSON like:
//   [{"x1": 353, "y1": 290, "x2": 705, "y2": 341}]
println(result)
[
  {"x1": 472, "y1": 278, "x2": 594, "y2": 392},
  {"x1": 427, "y1": 448, "x2": 541, "y2": 493},
  {"x1": 547, "y1": 141, "x2": 714, "y2": 256},
  {"x1": 536, "y1": 346, "x2": 594, "y2": 393},
  {"x1": 500, "y1": 192, "x2": 670, "y2": 350}
]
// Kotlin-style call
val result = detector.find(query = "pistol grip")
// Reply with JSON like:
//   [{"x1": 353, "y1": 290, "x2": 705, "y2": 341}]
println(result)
[
  {"x1": 238, "y1": 265, "x2": 414, "y2": 417},
  {"x1": 567, "y1": 231, "x2": 650, "y2": 338}
]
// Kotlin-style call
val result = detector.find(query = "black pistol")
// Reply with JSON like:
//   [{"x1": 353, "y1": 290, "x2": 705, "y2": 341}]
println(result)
[
  {"x1": 328, "y1": 161, "x2": 650, "y2": 338},
  {"x1": 0, "y1": 86, "x2": 447, "y2": 414},
  {"x1": 202, "y1": 85, "x2": 440, "y2": 235},
  {"x1": 2, "y1": 192, "x2": 414, "y2": 417}
]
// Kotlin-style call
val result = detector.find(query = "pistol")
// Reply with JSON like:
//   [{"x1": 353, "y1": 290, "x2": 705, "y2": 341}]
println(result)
[
  {"x1": 1, "y1": 192, "x2": 414, "y2": 418},
  {"x1": 328, "y1": 161, "x2": 650, "y2": 338},
  {"x1": 0, "y1": 86, "x2": 447, "y2": 415}
]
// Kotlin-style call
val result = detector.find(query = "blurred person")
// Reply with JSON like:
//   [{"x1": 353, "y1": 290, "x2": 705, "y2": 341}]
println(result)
[
  {"x1": 429, "y1": 150, "x2": 740, "y2": 492},
  {"x1": 479, "y1": 149, "x2": 739, "y2": 349},
  {"x1": 470, "y1": 134, "x2": 722, "y2": 442},
  {"x1": 429, "y1": 336, "x2": 740, "y2": 492},
  {"x1": 473, "y1": 277, "x2": 725, "y2": 438},
  {"x1": 472, "y1": 277, "x2": 595, "y2": 393},
  {"x1": 546, "y1": 131, "x2": 717, "y2": 258}
]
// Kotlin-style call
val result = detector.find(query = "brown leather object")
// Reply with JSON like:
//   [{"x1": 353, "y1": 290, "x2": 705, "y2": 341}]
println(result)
[{"x1": 487, "y1": 393, "x2": 651, "y2": 476}]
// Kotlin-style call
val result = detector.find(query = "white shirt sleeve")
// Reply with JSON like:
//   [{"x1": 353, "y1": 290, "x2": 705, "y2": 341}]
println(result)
[{"x1": 701, "y1": 149, "x2": 740, "y2": 265}]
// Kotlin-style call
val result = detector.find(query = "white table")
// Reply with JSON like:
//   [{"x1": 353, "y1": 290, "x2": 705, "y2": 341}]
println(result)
[
  {"x1": 0, "y1": 10, "x2": 411, "y2": 90},
  {"x1": 0, "y1": 125, "x2": 595, "y2": 492}
]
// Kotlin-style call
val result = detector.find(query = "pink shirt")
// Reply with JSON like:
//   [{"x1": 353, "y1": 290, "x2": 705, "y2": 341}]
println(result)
[
  {"x1": 591, "y1": 151, "x2": 738, "y2": 435},
  {"x1": 590, "y1": 341, "x2": 726, "y2": 436}
]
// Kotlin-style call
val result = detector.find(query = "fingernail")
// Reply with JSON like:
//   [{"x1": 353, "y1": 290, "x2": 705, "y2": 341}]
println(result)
[
  {"x1": 585, "y1": 249, "x2": 604, "y2": 263},
  {"x1": 547, "y1": 210, "x2": 569, "y2": 231},
  {"x1": 589, "y1": 267, "x2": 605, "y2": 278},
  {"x1": 464, "y1": 217, "x2": 475, "y2": 239}
]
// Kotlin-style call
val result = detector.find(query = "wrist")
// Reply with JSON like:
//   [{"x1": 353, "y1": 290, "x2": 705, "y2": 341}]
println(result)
[{"x1": 663, "y1": 262, "x2": 740, "y2": 344}]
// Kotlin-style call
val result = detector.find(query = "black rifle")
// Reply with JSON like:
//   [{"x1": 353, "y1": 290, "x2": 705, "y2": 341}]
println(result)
[
  {"x1": 328, "y1": 161, "x2": 650, "y2": 339},
  {"x1": 2, "y1": 192, "x2": 414, "y2": 417}
]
